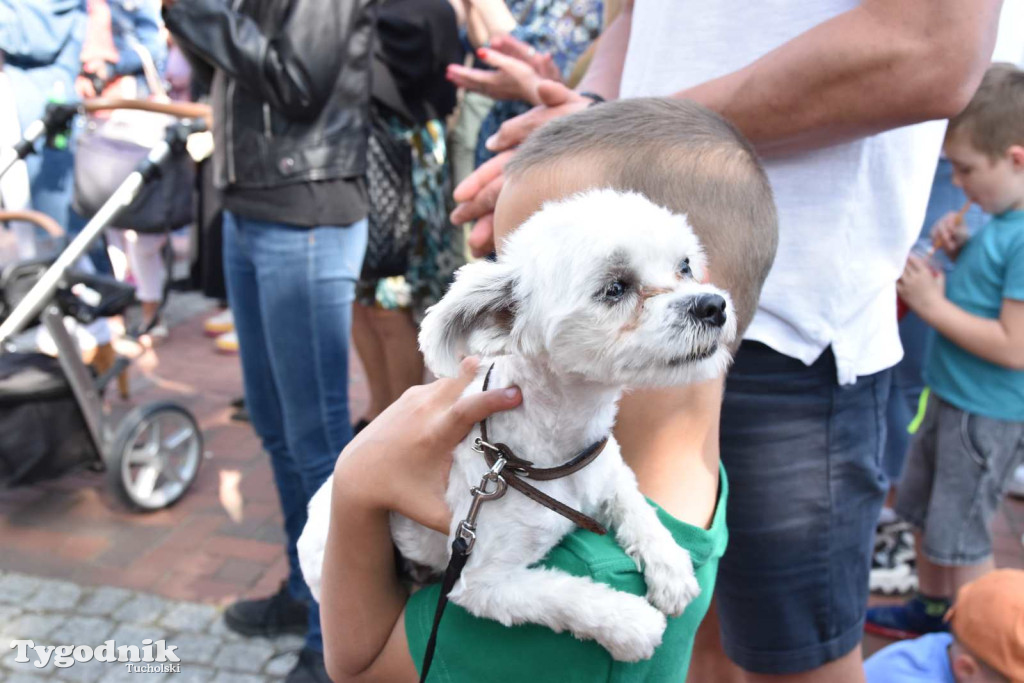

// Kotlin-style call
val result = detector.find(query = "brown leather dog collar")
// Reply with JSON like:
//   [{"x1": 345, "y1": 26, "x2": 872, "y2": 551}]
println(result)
[{"x1": 478, "y1": 364, "x2": 608, "y2": 535}]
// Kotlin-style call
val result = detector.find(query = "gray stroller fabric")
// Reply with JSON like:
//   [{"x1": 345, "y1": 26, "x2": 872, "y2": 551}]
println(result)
[{"x1": 0, "y1": 353, "x2": 99, "y2": 487}]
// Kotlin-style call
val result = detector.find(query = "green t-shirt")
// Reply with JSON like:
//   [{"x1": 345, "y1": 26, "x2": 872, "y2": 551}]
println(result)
[{"x1": 406, "y1": 466, "x2": 729, "y2": 682}]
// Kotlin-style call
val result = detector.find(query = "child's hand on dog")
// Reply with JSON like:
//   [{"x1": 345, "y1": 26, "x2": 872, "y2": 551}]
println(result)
[
  {"x1": 334, "y1": 357, "x2": 522, "y2": 534},
  {"x1": 897, "y1": 255, "x2": 946, "y2": 314}
]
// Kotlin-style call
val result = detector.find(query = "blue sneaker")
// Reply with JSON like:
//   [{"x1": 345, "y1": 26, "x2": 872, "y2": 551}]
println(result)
[{"x1": 865, "y1": 596, "x2": 951, "y2": 640}]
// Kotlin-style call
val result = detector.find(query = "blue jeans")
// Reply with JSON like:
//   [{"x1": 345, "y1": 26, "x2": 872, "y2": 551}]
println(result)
[
  {"x1": 717, "y1": 342, "x2": 891, "y2": 674},
  {"x1": 882, "y1": 158, "x2": 988, "y2": 482},
  {"x1": 223, "y1": 211, "x2": 367, "y2": 652}
]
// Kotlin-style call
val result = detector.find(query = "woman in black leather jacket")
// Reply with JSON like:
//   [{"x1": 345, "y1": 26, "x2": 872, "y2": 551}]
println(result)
[{"x1": 163, "y1": 1, "x2": 374, "y2": 681}]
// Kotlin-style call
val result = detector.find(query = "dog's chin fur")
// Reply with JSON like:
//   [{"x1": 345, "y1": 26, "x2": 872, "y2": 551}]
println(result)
[{"x1": 299, "y1": 189, "x2": 736, "y2": 662}]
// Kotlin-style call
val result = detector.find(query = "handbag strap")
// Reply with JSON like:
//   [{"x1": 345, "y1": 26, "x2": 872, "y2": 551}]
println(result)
[{"x1": 126, "y1": 38, "x2": 169, "y2": 102}]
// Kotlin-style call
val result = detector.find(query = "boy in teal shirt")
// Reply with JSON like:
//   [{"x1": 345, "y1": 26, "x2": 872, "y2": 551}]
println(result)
[
  {"x1": 315, "y1": 98, "x2": 778, "y2": 682},
  {"x1": 867, "y1": 63, "x2": 1024, "y2": 640}
]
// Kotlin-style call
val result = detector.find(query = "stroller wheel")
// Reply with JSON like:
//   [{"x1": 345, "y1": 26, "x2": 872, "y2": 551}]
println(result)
[{"x1": 107, "y1": 401, "x2": 203, "y2": 511}]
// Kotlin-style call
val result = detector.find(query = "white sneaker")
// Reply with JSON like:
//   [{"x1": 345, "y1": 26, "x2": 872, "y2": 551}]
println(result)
[
  {"x1": 204, "y1": 309, "x2": 234, "y2": 337},
  {"x1": 215, "y1": 330, "x2": 239, "y2": 354},
  {"x1": 1008, "y1": 465, "x2": 1024, "y2": 499},
  {"x1": 871, "y1": 520, "x2": 918, "y2": 595}
]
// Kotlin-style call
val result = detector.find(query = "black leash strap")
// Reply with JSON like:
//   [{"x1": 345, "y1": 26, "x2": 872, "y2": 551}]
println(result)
[
  {"x1": 419, "y1": 537, "x2": 470, "y2": 683},
  {"x1": 420, "y1": 450, "x2": 507, "y2": 683}
]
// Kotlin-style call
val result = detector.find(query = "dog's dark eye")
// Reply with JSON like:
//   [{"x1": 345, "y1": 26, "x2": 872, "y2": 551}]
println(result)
[
  {"x1": 677, "y1": 258, "x2": 691, "y2": 278},
  {"x1": 604, "y1": 279, "x2": 628, "y2": 301}
]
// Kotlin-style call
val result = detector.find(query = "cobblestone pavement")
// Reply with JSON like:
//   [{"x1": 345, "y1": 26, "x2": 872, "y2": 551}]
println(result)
[{"x1": 0, "y1": 570, "x2": 303, "y2": 682}]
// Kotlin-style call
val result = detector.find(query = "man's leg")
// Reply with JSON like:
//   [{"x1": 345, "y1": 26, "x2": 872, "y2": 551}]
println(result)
[
  {"x1": 716, "y1": 341, "x2": 890, "y2": 682},
  {"x1": 248, "y1": 218, "x2": 368, "y2": 653}
]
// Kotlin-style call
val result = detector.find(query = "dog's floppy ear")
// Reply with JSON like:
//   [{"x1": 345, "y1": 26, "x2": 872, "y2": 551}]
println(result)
[{"x1": 418, "y1": 260, "x2": 519, "y2": 377}]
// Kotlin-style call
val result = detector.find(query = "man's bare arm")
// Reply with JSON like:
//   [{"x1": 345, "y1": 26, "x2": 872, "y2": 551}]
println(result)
[
  {"x1": 679, "y1": 0, "x2": 1001, "y2": 155},
  {"x1": 575, "y1": 3, "x2": 633, "y2": 101}
]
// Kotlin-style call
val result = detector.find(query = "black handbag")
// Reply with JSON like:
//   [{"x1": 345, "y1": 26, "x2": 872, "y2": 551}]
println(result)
[{"x1": 361, "y1": 103, "x2": 415, "y2": 280}]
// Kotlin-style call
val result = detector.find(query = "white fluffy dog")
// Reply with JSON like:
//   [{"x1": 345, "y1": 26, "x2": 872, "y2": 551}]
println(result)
[{"x1": 299, "y1": 188, "x2": 736, "y2": 661}]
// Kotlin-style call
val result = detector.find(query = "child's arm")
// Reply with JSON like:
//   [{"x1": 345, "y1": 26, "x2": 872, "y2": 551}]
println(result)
[
  {"x1": 319, "y1": 359, "x2": 522, "y2": 683},
  {"x1": 898, "y1": 256, "x2": 1024, "y2": 370}
]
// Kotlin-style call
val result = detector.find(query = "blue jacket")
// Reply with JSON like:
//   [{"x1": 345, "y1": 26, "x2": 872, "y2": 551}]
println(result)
[{"x1": 0, "y1": 0, "x2": 85, "y2": 129}]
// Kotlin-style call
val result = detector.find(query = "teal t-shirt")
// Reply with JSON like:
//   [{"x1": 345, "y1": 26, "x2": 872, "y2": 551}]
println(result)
[
  {"x1": 406, "y1": 466, "x2": 729, "y2": 682},
  {"x1": 926, "y1": 210, "x2": 1024, "y2": 421}
]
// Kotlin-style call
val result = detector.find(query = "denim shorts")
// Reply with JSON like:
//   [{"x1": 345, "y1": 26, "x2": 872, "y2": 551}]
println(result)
[
  {"x1": 716, "y1": 342, "x2": 890, "y2": 675},
  {"x1": 896, "y1": 393, "x2": 1024, "y2": 565}
]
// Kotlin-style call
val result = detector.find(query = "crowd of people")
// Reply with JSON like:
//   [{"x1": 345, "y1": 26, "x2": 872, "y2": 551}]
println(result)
[{"x1": 2, "y1": 0, "x2": 1024, "y2": 682}]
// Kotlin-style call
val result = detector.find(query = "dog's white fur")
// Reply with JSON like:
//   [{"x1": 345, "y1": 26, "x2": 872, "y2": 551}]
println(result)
[{"x1": 298, "y1": 189, "x2": 736, "y2": 661}]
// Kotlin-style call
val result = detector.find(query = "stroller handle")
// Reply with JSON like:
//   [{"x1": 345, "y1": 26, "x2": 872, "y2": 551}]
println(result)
[
  {"x1": 83, "y1": 99, "x2": 212, "y2": 126},
  {"x1": 0, "y1": 210, "x2": 64, "y2": 239}
]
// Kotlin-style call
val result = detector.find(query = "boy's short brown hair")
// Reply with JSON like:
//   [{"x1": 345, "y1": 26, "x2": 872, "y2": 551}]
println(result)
[
  {"x1": 947, "y1": 62, "x2": 1024, "y2": 160},
  {"x1": 505, "y1": 97, "x2": 778, "y2": 339}
]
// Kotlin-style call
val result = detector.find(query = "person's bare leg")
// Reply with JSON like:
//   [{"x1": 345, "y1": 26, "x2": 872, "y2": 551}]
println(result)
[
  {"x1": 915, "y1": 531, "x2": 953, "y2": 597},
  {"x1": 370, "y1": 307, "x2": 425, "y2": 404},
  {"x1": 686, "y1": 599, "x2": 745, "y2": 683},
  {"x1": 351, "y1": 303, "x2": 392, "y2": 420},
  {"x1": 141, "y1": 301, "x2": 160, "y2": 328},
  {"x1": 950, "y1": 557, "x2": 995, "y2": 596},
  {"x1": 745, "y1": 647, "x2": 867, "y2": 683}
]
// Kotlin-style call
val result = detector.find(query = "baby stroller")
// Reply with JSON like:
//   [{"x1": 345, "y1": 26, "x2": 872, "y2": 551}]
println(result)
[{"x1": 0, "y1": 98, "x2": 209, "y2": 511}]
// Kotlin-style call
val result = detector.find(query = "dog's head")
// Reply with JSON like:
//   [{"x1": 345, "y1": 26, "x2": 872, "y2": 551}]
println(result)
[{"x1": 419, "y1": 189, "x2": 737, "y2": 387}]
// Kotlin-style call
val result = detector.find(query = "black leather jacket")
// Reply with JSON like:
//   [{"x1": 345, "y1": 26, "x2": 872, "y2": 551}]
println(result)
[{"x1": 164, "y1": 0, "x2": 374, "y2": 189}]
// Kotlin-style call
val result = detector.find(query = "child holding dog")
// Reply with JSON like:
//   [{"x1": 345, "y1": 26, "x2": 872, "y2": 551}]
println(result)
[
  {"x1": 315, "y1": 97, "x2": 777, "y2": 682},
  {"x1": 866, "y1": 63, "x2": 1024, "y2": 640}
]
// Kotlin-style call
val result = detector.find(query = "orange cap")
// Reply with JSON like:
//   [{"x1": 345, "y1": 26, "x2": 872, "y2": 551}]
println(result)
[{"x1": 946, "y1": 570, "x2": 1024, "y2": 681}]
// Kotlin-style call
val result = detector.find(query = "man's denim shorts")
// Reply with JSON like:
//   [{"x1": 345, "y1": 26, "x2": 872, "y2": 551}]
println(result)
[
  {"x1": 896, "y1": 393, "x2": 1024, "y2": 565},
  {"x1": 716, "y1": 342, "x2": 891, "y2": 675}
]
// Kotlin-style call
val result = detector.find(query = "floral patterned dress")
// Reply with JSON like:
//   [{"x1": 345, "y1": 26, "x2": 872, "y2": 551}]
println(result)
[
  {"x1": 474, "y1": 0, "x2": 604, "y2": 168},
  {"x1": 356, "y1": 114, "x2": 465, "y2": 323}
]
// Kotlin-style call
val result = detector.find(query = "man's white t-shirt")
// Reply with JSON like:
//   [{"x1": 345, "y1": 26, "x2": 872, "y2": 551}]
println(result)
[{"x1": 620, "y1": 0, "x2": 947, "y2": 384}]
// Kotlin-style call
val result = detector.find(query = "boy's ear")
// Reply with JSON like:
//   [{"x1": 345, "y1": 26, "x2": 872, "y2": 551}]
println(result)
[
  {"x1": 1008, "y1": 144, "x2": 1024, "y2": 171},
  {"x1": 418, "y1": 260, "x2": 519, "y2": 377},
  {"x1": 951, "y1": 652, "x2": 981, "y2": 681}
]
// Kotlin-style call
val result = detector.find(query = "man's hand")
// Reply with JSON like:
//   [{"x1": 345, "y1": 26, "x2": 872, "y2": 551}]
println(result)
[
  {"x1": 483, "y1": 81, "x2": 593, "y2": 153},
  {"x1": 450, "y1": 85, "x2": 594, "y2": 255},
  {"x1": 447, "y1": 46, "x2": 551, "y2": 105},
  {"x1": 930, "y1": 210, "x2": 970, "y2": 261},
  {"x1": 336, "y1": 357, "x2": 521, "y2": 533},
  {"x1": 897, "y1": 255, "x2": 946, "y2": 314},
  {"x1": 450, "y1": 151, "x2": 512, "y2": 256}
]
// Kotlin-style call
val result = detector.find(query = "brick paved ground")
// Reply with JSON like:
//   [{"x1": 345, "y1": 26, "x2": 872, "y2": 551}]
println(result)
[
  {"x1": 0, "y1": 291, "x2": 1021, "y2": 675},
  {"x1": 0, "y1": 294, "x2": 368, "y2": 603},
  {"x1": 0, "y1": 295, "x2": 370, "y2": 681}
]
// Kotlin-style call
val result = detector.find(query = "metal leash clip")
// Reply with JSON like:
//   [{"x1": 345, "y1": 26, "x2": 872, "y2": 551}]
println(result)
[
  {"x1": 455, "y1": 456, "x2": 507, "y2": 553},
  {"x1": 471, "y1": 437, "x2": 499, "y2": 454}
]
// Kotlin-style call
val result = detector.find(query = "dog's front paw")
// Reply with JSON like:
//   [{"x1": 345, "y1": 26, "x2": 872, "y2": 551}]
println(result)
[
  {"x1": 595, "y1": 595, "x2": 667, "y2": 662},
  {"x1": 643, "y1": 545, "x2": 700, "y2": 617}
]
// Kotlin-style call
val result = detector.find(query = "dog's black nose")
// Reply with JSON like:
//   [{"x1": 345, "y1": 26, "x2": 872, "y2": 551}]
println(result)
[{"x1": 691, "y1": 294, "x2": 727, "y2": 327}]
